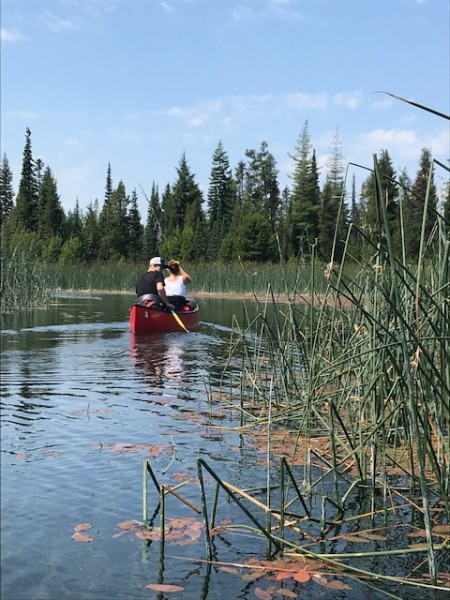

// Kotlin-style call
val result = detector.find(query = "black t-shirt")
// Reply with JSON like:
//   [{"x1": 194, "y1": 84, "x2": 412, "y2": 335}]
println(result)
[{"x1": 136, "y1": 270, "x2": 164, "y2": 297}]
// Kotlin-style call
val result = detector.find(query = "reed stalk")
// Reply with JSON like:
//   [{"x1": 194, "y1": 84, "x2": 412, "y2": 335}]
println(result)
[{"x1": 213, "y1": 153, "x2": 449, "y2": 589}]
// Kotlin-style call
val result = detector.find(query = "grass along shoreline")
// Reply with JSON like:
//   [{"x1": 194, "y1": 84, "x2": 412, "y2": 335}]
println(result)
[{"x1": 50, "y1": 288, "x2": 354, "y2": 307}]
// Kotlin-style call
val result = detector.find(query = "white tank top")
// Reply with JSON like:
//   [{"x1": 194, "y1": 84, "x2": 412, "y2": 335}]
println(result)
[{"x1": 164, "y1": 275, "x2": 186, "y2": 296}]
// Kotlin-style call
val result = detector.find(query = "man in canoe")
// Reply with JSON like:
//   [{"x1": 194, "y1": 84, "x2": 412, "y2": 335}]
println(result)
[{"x1": 136, "y1": 257, "x2": 174, "y2": 310}]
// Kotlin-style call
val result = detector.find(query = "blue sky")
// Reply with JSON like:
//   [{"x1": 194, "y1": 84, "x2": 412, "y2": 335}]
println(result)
[{"x1": 1, "y1": 0, "x2": 449, "y2": 215}]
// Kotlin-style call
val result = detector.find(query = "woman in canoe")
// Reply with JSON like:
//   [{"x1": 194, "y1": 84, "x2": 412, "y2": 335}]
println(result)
[{"x1": 164, "y1": 260, "x2": 192, "y2": 311}]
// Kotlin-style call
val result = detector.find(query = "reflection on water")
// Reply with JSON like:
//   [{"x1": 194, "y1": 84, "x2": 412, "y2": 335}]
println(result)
[
  {"x1": 130, "y1": 333, "x2": 187, "y2": 388},
  {"x1": 1, "y1": 295, "x2": 417, "y2": 600},
  {"x1": 1, "y1": 294, "x2": 279, "y2": 600}
]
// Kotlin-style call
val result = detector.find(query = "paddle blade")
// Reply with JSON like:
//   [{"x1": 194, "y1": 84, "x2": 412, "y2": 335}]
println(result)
[{"x1": 170, "y1": 309, "x2": 190, "y2": 332}]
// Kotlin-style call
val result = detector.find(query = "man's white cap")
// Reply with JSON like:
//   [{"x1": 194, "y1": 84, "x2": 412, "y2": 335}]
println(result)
[{"x1": 149, "y1": 256, "x2": 166, "y2": 267}]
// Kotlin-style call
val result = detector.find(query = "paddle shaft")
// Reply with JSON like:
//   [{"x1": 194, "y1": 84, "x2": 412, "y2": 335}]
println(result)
[{"x1": 170, "y1": 309, "x2": 190, "y2": 333}]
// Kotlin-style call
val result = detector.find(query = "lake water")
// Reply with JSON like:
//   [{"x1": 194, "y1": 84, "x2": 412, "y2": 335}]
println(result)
[{"x1": 1, "y1": 294, "x2": 446, "y2": 600}]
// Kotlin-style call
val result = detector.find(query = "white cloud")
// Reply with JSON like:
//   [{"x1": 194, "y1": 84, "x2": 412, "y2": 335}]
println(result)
[
  {"x1": 231, "y1": 5, "x2": 257, "y2": 22},
  {"x1": 370, "y1": 96, "x2": 393, "y2": 110},
  {"x1": 0, "y1": 27, "x2": 26, "y2": 43},
  {"x1": 362, "y1": 128, "x2": 420, "y2": 151},
  {"x1": 285, "y1": 92, "x2": 327, "y2": 110},
  {"x1": 3, "y1": 109, "x2": 39, "y2": 120},
  {"x1": 42, "y1": 10, "x2": 78, "y2": 32},
  {"x1": 231, "y1": 0, "x2": 305, "y2": 22},
  {"x1": 332, "y1": 91, "x2": 363, "y2": 109},
  {"x1": 166, "y1": 99, "x2": 223, "y2": 127},
  {"x1": 160, "y1": 1, "x2": 175, "y2": 12},
  {"x1": 62, "y1": 0, "x2": 121, "y2": 19},
  {"x1": 188, "y1": 115, "x2": 209, "y2": 127},
  {"x1": 267, "y1": 0, "x2": 305, "y2": 20},
  {"x1": 349, "y1": 126, "x2": 450, "y2": 176}
]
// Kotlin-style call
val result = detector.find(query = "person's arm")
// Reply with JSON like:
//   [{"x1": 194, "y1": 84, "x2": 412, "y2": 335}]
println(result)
[
  {"x1": 157, "y1": 281, "x2": 174, "y2": 309},
  {"x1": 179, "y1": 265, "x2": 191, "y2": 284}
]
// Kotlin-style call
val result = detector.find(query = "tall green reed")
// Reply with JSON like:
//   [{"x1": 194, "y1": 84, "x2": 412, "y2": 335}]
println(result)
[
  {"x1": 218, "y1": 156, "x2": 449, "y2": 583},
  {"x1": 1, "y1": 232, "x2": 50, "y2": 312},
  {"x1": 45, "y1": 260, "x2": 331, "y2": 296}
]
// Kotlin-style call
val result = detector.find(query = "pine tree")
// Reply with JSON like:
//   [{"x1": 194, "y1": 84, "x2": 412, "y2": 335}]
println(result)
[
  {"x1": 164, "y1": 153, "x2": 205, "y2": 259},
  {"x1": 360, "y1": 150, "x2": 399, "y2": 256},
  {"x1": 113, "y1": 180, "x2": 130, "y2": 258},
  {"x1": 144, "y1": 182, "x2": 162, "y2": 258},
  {"x1": 37, "y1": 166, "x2": 65, "y2": 239},
  {"x1": 318, "y1": 181, "x2": 339, "y2": 260},
  {"x1": 183, "y1": 193, "x2": 207, "y2": 261},
  {"x1": 66, "y1": 199, "x2": 83, "y2": 240},
  {"x1": 318, "y1": 129, "x2": 347, "y2": 262},
  {"x1": 35, "y1": 158, "x2": 45, "y2": 188},
  {"x1": 234, "y1": 209, "x2": 274, "y2": 261},
  {"x1": 83, "y1": 201, "x2": 99, "y2": 262},
  {"x1": 171, "y1": 153, "x2": 204, "y2": 229},
  {"x1": 244, "y1": 141, "x2": 280, "y2": 227},
  {"x1": 207, "y1": 140, "x2": 235, "y2": 260},
  {"x1": 218, "y1": 162, "x2": 246, "y2": 261},
  {"x1": 278, "y1": 186, "x2": 291, "y2": 259},
  {"x1": 10, "y1": 128, "x2": 39, "y2": 231},
  {"x1": 234, "y1": 142, "x2": 280, "y2": 261},
  {"x1": 405, "y1": 148, "x2": 438, "y2": 259},
  {"x1": 128, "y1": 189, "x2": 144, "y2": 262},
  {"x1": 289, "y1": 121, "x2": 320, "y2": 258},
  {"x1": 0, "y1": 154, "x2": 14, "y2": 226},
  {"x1": 98, "y1": 167, "x2": 129, "y2": 260}
]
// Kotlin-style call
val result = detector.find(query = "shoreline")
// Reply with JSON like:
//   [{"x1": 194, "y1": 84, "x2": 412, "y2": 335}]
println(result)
[{"x1": 52, "y1": 289, "x2": 351, "y2": 307}]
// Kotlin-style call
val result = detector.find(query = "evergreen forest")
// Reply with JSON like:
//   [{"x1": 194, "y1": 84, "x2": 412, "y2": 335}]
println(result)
[{"x1": 1, "y1": 124, "x2": 449, "y2": 269}]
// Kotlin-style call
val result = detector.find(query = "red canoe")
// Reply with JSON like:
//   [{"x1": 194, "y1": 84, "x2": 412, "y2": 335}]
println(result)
[{"x1": 129, "y1": 301, "x2": 200, "y2": 333}]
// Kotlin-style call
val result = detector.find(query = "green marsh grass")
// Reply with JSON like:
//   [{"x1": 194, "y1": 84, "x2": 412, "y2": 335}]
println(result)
[
  {"x1": 45, "y1": 259, "x2": 332, "y2": 297},
  {"x1": 1, "y1": 232, "x2": 50, "y2": 312},
  {"x1": 209, "y1": 157, "x2": 449, "y2": 593}
]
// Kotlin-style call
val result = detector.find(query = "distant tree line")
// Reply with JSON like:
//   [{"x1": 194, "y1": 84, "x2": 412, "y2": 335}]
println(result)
[{"x1": 1, "y1": 125, "x2": 449, "y2": 264}]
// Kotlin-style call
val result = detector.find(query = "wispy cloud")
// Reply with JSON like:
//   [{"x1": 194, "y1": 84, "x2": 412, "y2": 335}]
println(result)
[
  {"x1": 353, "y1": 126, "x2": 450, "y2": 170},
  {"x1": 362, "y1": 128, "x2": 420, "y2": 152},
  {"x1": 267, "y1": 0, "x2": 305, "y2": 20},
  {"x1": 41, "y1": 10, "x2": 78, "y2": 32},
  {"x1": 167, "y1": 99, "x2": 223, "y2": 127},
  {"x1": 1, "y1": 27, "x2": 26, "y2": 43},
  {"x1": 370, "y1": 96, "x2": 393, "y2": 110},
  {"x1": 164, "y1": 90, "x2": 366, "y2": 130},
  {"x1": 285, "y1": 92, "x2": 327, "y2": 110},
  {"x1": 159, "y1": 1, "x2": 175, "y2": 12},
  {"x1": 231, "y1": 4, "x2": 257, "y2": 22},
  {"x1": 4, "y1": 109, "x2": 39, "y2": 120},
  {"x1": 333, "y1": 91, "x2": 363, "y2": 109},
  {"x1": 231, "y1": 0, "x2": 305, "y2": 22},
  {"x1": 62, "y1": 0, "x2": 121, "y2": 18}
]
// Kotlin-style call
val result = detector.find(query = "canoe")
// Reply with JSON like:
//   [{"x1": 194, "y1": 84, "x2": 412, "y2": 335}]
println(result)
[{"x1": 129, "y1": 300, "x2": 200, "y2": 333}]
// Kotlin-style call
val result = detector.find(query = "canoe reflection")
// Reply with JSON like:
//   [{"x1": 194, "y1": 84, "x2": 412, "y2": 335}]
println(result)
[{"x1": 130, "y1": 333, "x2": 186, "y2": 388}]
